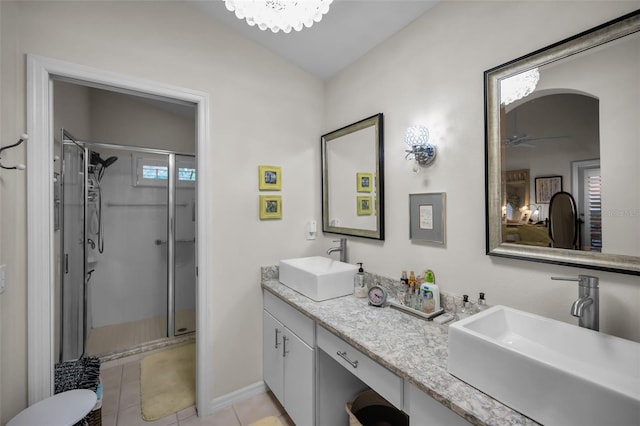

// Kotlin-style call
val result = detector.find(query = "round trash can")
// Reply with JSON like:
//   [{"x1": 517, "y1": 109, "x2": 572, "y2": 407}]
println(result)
[{"x1": 345, "y1": 389, "x2": 409, "y2": 426}]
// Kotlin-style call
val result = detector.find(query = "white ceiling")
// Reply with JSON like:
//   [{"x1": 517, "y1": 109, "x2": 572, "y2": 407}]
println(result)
[{"x1": 189, "y1": 0, "x2": 439, "y2": 80}]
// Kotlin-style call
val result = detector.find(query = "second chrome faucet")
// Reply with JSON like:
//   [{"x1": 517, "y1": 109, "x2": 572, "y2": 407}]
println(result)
[{"x1": 326, "y1": 238, "x2": 347, "y2": 263}]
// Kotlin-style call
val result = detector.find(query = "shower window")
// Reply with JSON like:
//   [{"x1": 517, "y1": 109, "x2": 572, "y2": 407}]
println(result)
[
  {"x1": 143, "y1": 165, "x2": 169, "y2": 180},
  {"x1": 134, "y1": 155, "x2": 170, "y2": 186},
  {"x1": 134, "y1": 154, "x2": 195, "y2": 187},
  {"x1": 178, "y1": 167, "x2": 196, "y2": 182}
]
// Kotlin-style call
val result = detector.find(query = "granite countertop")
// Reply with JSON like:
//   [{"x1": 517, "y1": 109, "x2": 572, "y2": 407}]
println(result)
[{"x1": 261, "y1": 272, "x2": 539, "y2": 426}]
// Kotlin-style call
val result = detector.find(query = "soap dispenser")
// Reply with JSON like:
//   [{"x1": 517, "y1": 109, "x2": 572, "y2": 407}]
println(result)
[
  {"x1": 459, "y1": 294, "x2": 472, "y2": 318},
  {"x1": 354, "y1": 263, "x2": 367, "y2": 298},
  {"x1": 475, "y1": 292, "x2": 488, "y2": 313}
]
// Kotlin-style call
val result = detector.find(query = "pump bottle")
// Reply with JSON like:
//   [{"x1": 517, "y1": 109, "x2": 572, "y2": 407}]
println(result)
[{"x1": 354, "y1": 263, "x2": 367, "y2": 298}]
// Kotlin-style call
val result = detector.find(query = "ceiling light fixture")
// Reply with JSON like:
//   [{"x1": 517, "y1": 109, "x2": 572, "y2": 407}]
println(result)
[{"x1": 223, "y1": 0, "x2": 333, "y2": 34}]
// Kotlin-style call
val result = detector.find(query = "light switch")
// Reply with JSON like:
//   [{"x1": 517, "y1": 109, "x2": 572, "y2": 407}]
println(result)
[{"x1": 306, "y1": 220, "x2": 317, "y2": 240}]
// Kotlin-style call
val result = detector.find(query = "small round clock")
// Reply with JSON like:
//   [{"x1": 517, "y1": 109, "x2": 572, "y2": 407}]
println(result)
[{"x1": 367, "y1": 285, "x2": 387, "y2": 307}]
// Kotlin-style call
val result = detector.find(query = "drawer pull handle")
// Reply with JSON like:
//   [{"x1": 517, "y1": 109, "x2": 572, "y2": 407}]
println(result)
[
  {"x1": 337, "y1": 350, "x2": 358, "y2": 368},
  {"x1": 283, "y1": 335, "x2": 289, "y2": 357},
  {"x1": 274, "y1": 328, "x2": 280, "y2": 349}
]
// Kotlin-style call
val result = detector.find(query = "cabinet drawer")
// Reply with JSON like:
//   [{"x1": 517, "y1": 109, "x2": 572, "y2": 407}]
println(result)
[
  {"x1": 263, "y1": 290, "x2": 314, "y2": 346},
  {"x1": 317, "y1": 325, "x2": 403, "y2": 409}
]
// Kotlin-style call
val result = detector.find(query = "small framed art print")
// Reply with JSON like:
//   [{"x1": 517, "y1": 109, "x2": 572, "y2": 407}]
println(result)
[
  {"x1": 356, "y1": 172, "x2": 373, "y2": 193},
  {"x1": 258, "y1": 165, "x2": 281, "y2": 191},
  {"x1": 409, "y1": 192, "x2": 446, "y2": 244},
  {"x1": 259, "y1": 195, "x2": 282, "y2": 220},
  {"x1": 357, "y1": 196, "x2": 373, "y2": 215}
]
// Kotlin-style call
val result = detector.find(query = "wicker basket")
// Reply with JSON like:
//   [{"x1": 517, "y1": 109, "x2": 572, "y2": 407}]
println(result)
[
  {"x1": 345, "y1": 389, "x2": 408, "y2": 426},
  {"x1": 86, "y1": 407, "x2": 102, "y2": 426},
  {"x1": 55, "y1": 357, "x2": 102, "y2": 426}
]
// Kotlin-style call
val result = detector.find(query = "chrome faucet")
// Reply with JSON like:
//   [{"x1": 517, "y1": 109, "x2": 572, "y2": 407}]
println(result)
[
  {"x1": 326, "y1": 238, "x2": 347, "y2": 263},
  {"x1": 551, "y1": 275, "x2": 599, "y2": 331}
]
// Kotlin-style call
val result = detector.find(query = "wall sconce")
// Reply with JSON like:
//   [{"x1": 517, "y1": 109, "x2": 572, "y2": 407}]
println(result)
[
  {"x1": 405, "y1": 125, "x2": 436, "y2": 173},
  {"x1": 0, "y1": 134, "x2": 28, "y2": 170}
]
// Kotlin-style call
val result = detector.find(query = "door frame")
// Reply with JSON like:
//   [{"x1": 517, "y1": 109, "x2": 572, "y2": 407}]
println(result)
[
  {"x1": 572, "y1": 158, "x2": 601, "y2": 251},
  {"x1": 26, "y1": 54, "x2": 213, "y2": 415}
]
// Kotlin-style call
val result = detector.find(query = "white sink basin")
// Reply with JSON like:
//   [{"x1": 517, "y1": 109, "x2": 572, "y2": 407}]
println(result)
[
  {"x1": 279, "y1": 256, "x2": 357, "y2": 301},
  {"x1": 448, "y1": 305, "x2": 640, "y2": 426}
]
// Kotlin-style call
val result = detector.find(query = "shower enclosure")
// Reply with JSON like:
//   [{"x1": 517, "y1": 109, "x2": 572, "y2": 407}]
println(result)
[{"x1": 58, "y1": 129, "x2": 196, "y2": 361}]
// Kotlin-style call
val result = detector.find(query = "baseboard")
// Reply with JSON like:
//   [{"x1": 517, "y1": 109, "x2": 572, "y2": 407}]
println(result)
[{"x1": 205, "y1": 381, "x2": 268, "y2": 414}]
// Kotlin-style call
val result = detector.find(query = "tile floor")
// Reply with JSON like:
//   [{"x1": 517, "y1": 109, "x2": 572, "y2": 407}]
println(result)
[
  {"x1": 100, "y1": 357, "x2": 294, "y2": 426},
  {"x1": 87, "y1": 310, "x2": 196, "y2": 356}
]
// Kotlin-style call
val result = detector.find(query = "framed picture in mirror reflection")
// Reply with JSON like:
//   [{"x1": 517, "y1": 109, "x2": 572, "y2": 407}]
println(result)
[
  {"x1": 357, "y1": 196, "x2": 373, "y2": 215},
  {"x1": 535, "y1": 176, "x2": 562, "y2": 203},
  {"x1": 356, "y1": 172, "x2": 373, "y2": 192}
]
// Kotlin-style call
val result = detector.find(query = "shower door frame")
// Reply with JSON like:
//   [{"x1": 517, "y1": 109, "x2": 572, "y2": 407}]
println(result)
[
  {"x1": 72, "y1": 140, "x2": 196, "y2": 345},
  {"x1": 26, "y1": 54, "x2": 212, "y2": 415},
  {"x1": 59, "y1": 130, "x2": 89, "y2": 362}
]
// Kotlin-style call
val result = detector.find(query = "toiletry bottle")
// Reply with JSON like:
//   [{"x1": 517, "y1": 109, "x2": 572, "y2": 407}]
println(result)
[
  {"x1": 459, "y1": 294, "x2": 472, "y2": 318},
  {"x1": 408, "y1": 270, "x2": 416, "y2": 287},
  {"x1": 424, "y1": 269, "x2": 436, "y2": 285},
  {"x1": 415, "y1": 288, "x2": 425, "y2": 311},
  {"x1": 475, "y1": 292, "x2": 488, "y2": 312},
  {"x1": 403, "y1": 285, "x2": 412, "y2": 306},
  {"x1": 354, "y1": 263, "x2": 367, "y2": 298},
  {"x1": 423, "y1": 290, "x2": 435, "y2": 314},
  {"x1": 400, "y1": 270, "x2": 408, "y2": 286},
  {"x1": 409, "y1": 285, "x2": 417, "y2": 309},
  {"x1": 422, "y1": 270, "x2": 440, "y2": 311},
  {"x1": 421, "y1": 283, "x2": 441, "y2": 312}
]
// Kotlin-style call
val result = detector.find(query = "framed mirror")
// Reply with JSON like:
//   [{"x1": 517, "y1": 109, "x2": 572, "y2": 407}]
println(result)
[
  {"x1": 485, "y1": 10, "x2": 640, "y2": 275},
  {"x1": 322, "y1": 113, "x2": 384, "y2": 240}
]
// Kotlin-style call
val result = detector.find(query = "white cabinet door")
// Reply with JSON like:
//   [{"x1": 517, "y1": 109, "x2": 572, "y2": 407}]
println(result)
[
  {"x1": 263, "y1": 310, "x2": 284, "y2": 403},
  {"x1": 283, "y1": 330, "x2": 314, "y2": 426}
]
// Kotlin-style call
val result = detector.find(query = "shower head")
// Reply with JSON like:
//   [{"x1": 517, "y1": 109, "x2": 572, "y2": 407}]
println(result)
[
  {"x1": 90, "y1": 152, "x2": 118, "y2": 168},
  {"x1": 103, "y1": 156, "x2": 118, "y2": 168}
]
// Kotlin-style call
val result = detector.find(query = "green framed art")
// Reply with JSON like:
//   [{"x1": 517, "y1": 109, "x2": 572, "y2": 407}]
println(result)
[
  {"x1": 356, "y1": 172, "x2": 373, "y2": 193},
  {"x1": 357, "y1": 196, "x2": 373, "y2": 215},
  {"x1": 260, "y1": 195, "x2": 282, "y2": 220},
  {"x1": 258, "y1": 165, "x2": 281, "y2": 191}
]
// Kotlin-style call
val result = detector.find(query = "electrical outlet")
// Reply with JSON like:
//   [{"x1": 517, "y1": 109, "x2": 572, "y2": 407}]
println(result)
[{"x1": 0, "y1": 264, "x2": 6, "y2": 295}]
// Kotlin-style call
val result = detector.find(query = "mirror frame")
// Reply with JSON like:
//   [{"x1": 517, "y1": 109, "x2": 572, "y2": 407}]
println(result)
[
  {"x1": 322, "y1": 113, "x2": 384, "y2": 240},
  {"x1": 485, "y1": 10, "x2": 640, "y2": 275}
]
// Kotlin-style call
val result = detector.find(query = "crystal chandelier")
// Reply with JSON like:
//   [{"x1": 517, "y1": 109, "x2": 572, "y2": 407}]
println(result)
[
  {"x1": 223, "y1": 0, "x2": 333, "y2": 33},
  {"x1": 500, "y1": 68, "x2": 540, "y2": 106}
]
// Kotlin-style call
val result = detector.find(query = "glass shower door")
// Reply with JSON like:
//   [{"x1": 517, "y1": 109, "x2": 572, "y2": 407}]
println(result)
[
  {"x1": 60, "y1": 132, "x2": 86, "y2": 361},
  {"x1": 173, "y1": 155, "x2": 196, "y2": 336}
]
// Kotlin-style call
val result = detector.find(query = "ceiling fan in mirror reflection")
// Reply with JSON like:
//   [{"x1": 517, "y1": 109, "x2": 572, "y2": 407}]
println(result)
[{"x1": 504, "y1": 134, "x2": 569, "y2": 148}]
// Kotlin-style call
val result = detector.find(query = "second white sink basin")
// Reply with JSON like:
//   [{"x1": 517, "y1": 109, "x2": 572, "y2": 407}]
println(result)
[
  {"x1": 448, "y1": 305, "x2": 640, "y2": 426},
  {"x1": 279, "y1": 256, "x2": 357, "y2": 301}
]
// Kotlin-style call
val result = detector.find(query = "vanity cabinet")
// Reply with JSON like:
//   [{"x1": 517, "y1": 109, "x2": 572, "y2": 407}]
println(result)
[
  {"x1": 263, "y1": 291, "x2": 315, "y2": 426},
  {"x1": 317, "y1": 325, "x2": 403, "y2": 409}
]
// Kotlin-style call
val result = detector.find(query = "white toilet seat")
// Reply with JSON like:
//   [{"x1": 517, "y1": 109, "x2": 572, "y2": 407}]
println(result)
[{"x1": 7, "y1": 389, "x2": 97, "y2": 426}]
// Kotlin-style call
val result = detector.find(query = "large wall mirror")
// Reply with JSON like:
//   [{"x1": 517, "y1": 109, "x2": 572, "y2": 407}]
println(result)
[
  {"x1": 485, "y1": 10, "x2": 640, "y2": 275},
  {"x1": 322, "y1": 113, "x2": 384, "y2": 240}
]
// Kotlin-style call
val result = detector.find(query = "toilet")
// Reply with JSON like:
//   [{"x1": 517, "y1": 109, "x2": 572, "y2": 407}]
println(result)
[{"x1": 7, "y1": 389, "x2": 97, "y2": 426}]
